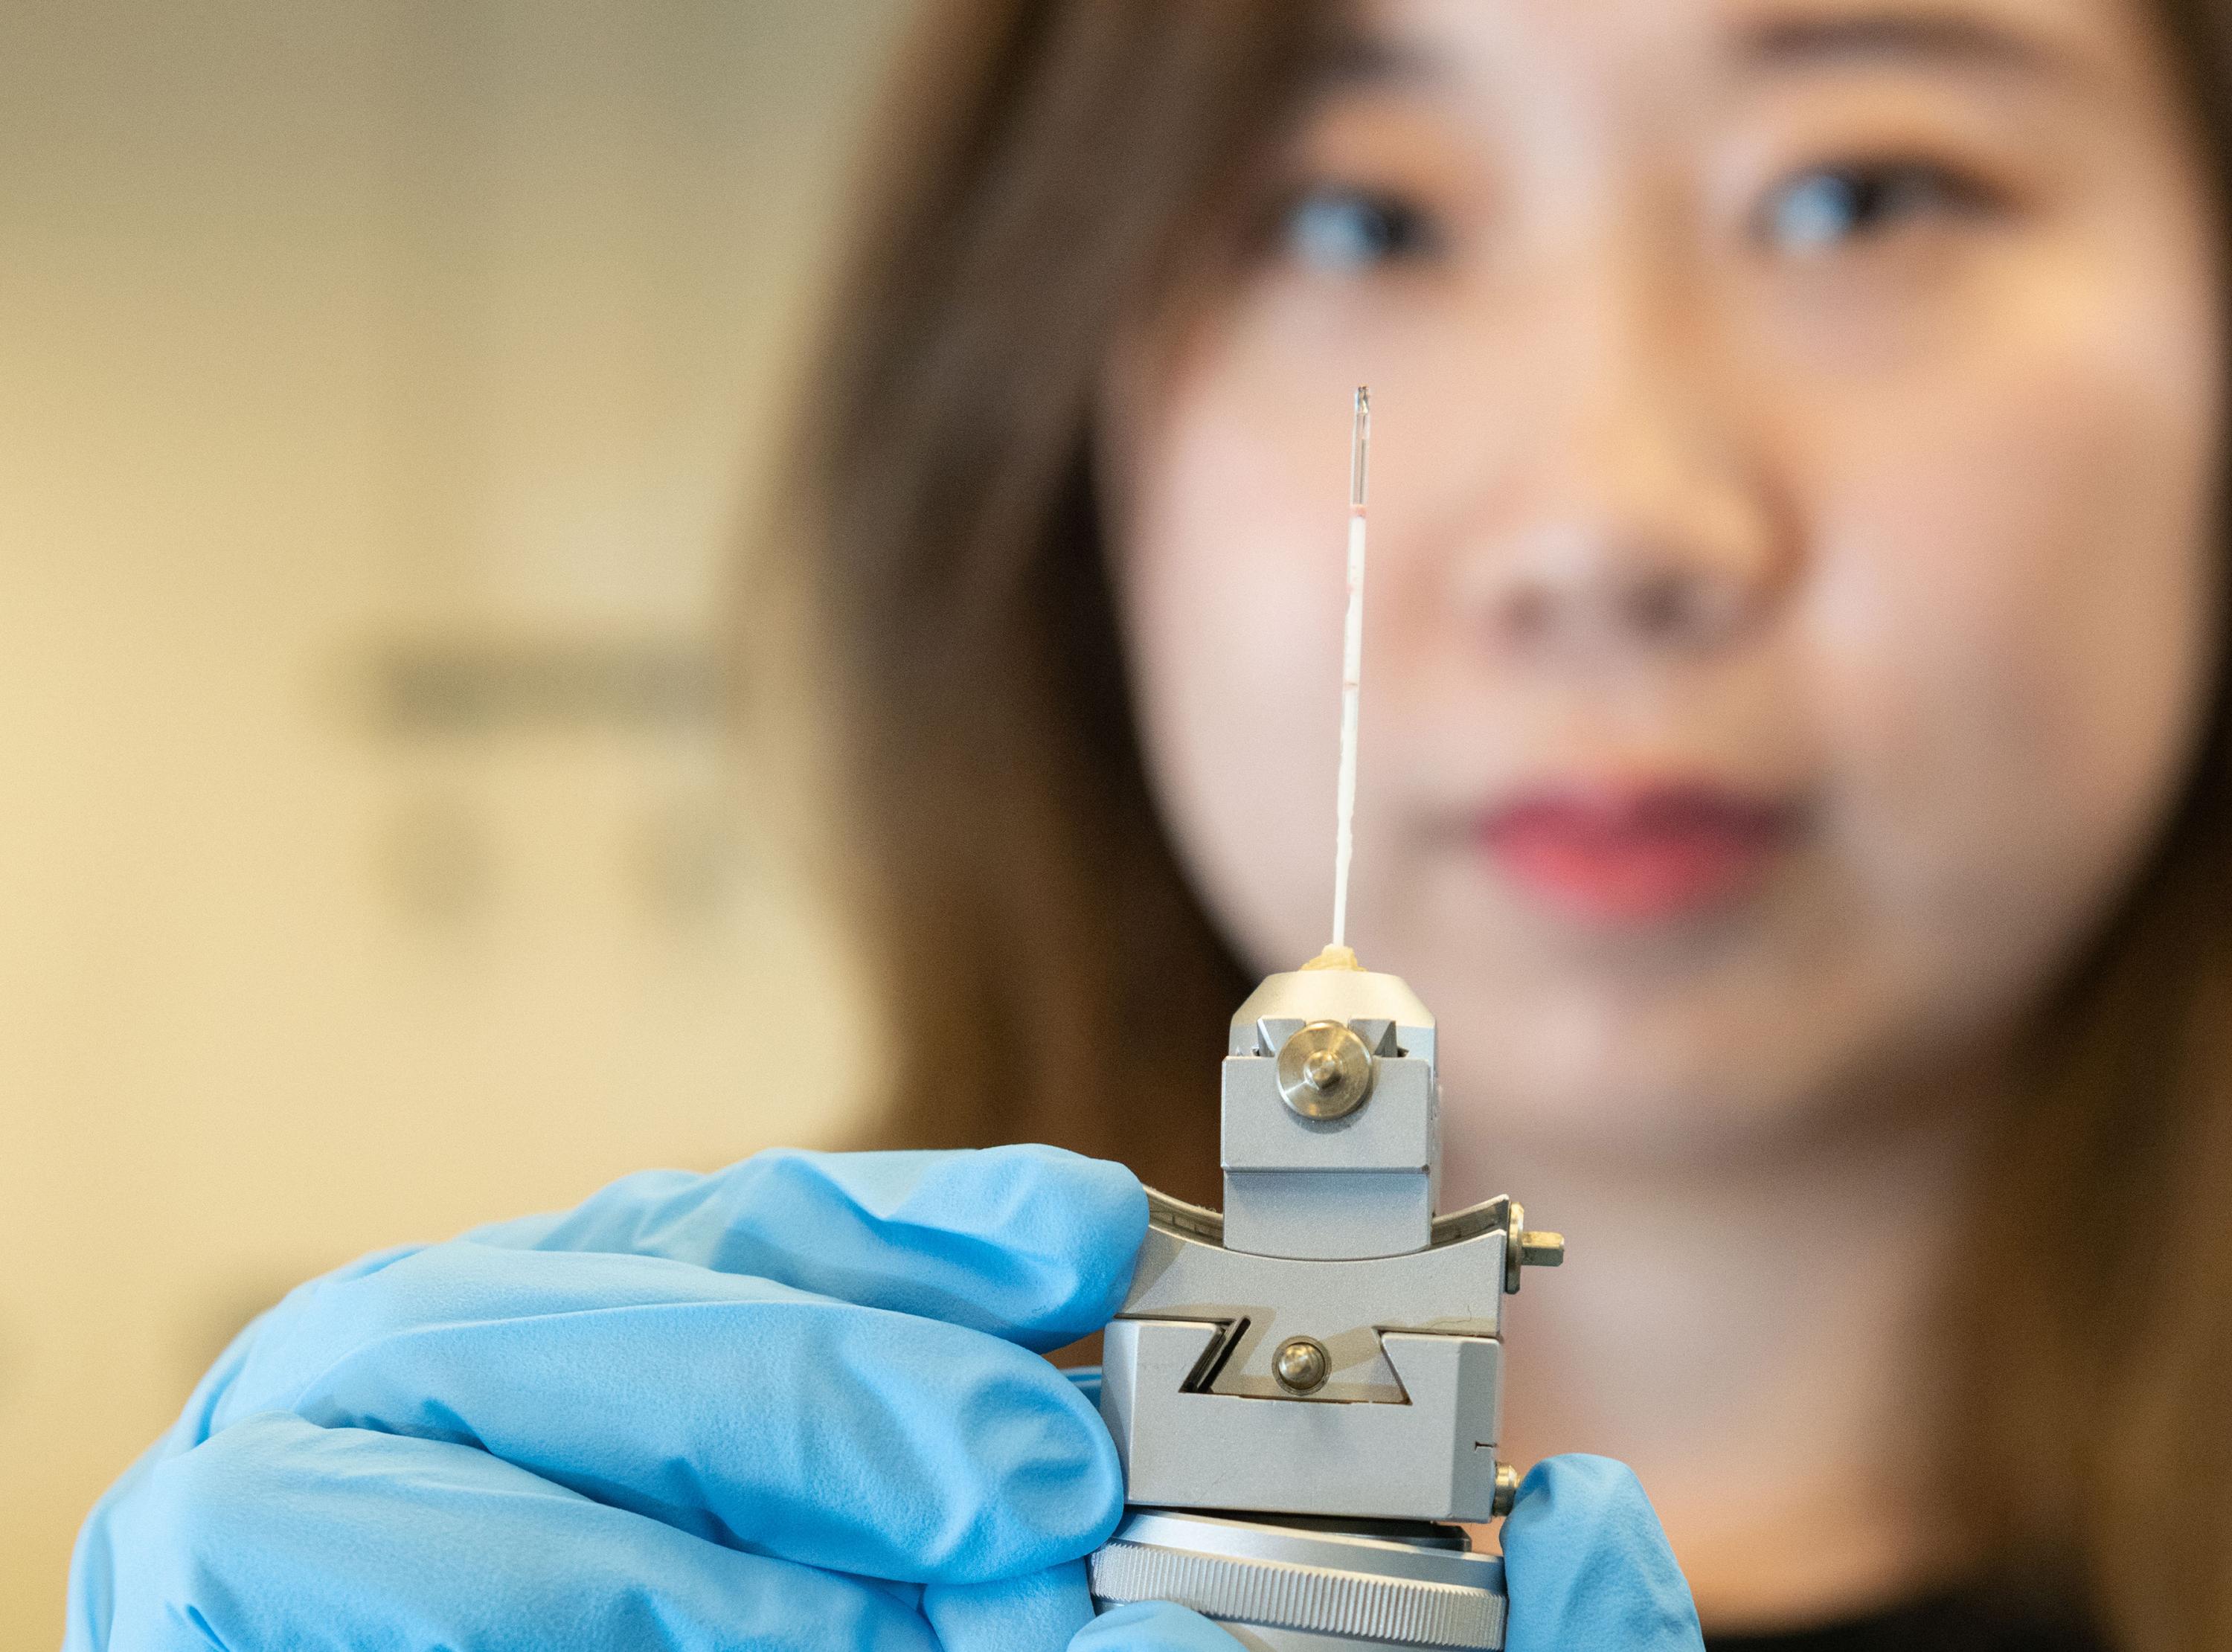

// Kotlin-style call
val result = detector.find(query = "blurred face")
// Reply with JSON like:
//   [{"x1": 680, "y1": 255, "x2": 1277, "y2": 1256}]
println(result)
[{"x1": 1106, "y1": 0, "x2": 2223, "y2": 1162}]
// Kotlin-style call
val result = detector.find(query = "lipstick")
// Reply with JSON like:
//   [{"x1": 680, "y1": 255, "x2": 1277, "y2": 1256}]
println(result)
[{"x1": 1478, "y1": 783, "x2": 1798, "y2": 924}]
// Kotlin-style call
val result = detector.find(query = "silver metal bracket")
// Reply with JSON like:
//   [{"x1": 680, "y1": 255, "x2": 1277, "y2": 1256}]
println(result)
[
  {"x1": 1095, "y1": 964, "x2": 1560, "y2": 1523},
  {"x1": 1090, "y1": 959, "x2": 1561, "y2": 1646}
]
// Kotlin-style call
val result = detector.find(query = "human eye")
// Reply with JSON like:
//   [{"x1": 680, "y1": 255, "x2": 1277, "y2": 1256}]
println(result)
[
  {"x1": 1275, "y1": 183, "x2": 1445, "y2": 274},
  {"x1": 1754, "y1": 158, "x2": 2007, "y2": 254}
]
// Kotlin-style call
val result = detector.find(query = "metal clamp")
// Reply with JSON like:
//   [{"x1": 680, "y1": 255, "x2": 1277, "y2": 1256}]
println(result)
[{"x1": 1091, "y1": 960, "x2": 1561, "y2": 1649}]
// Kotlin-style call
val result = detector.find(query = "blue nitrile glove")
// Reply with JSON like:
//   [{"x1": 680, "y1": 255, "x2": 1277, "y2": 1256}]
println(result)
[
  {"x1": 1068, "y1": 1456, "x2": 1703, "y2": 1652},
  {"x1": 1499, "y1": 1456, "x2": 1703, "y2": 1652},
  {"x1": 66, "y1": 1145, "x2": 1147, "y2": 1652}
]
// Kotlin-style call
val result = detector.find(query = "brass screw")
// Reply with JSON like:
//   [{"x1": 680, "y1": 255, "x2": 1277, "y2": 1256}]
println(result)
[
  {"x1": 1503, "y1": 1201, "x2": 1566, "y2": 1293},
  {"x1": 1492, "y1": 1462, "x2": 1521, "y2": 1517},
  {"x1": 1518, "y1": 1231, "x2": 1565, "y2": 1268},
  {"x1": 1275, "y1": 1021, "x2": 1373, "y2": 1119},
  {"x1": 1273, "y1": 1336, "x2": 1332, "y2": 1395}
]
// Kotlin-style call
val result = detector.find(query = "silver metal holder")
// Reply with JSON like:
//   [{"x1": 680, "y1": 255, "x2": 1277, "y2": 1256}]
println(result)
[{"x1": 1089, "y1": 955, "x2": 1560, "y2": 1648}]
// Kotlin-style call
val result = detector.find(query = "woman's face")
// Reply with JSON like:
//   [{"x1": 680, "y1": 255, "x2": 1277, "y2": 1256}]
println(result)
[{"x1": 1107, "y1": 0, "x2": 2223, "y2": 1163}]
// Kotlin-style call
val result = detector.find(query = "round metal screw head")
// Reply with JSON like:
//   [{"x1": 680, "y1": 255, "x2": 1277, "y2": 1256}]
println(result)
[
  {"x1": 1501, "y1": 1201, "x2": 1566, "y2": 1293},
  {"x1": 1275, "y1": 1021, "x2": 1373, "y2": 1119},
  {"x1": 1273, "y1": 1336, "x2": 1332, "y2": 1395},
  {"x1": 1492, "y1": 1463, "x2": 1521, "y2": 1518}
]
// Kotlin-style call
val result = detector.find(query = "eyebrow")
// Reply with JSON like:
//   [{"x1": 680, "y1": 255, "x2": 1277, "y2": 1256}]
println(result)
[
  {"x1": 1734, "y1": 9, "x2": 2080, "y2": 81},
  {"x1": 1319, "y1": 31, "x2": 1443, "y2": 91}
]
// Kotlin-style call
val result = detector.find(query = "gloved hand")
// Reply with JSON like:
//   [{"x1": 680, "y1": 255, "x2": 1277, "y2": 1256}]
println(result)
[
  {"x1": 68, "y1": 1142, "x2": 1702, "y2": 1652},
  {"x1": 66, "y1": 1145, "x2": 1149, "y2": 1652},
  {"x1": 1498, "y1": 1455, "x2": 1704, "y2": 1652}
]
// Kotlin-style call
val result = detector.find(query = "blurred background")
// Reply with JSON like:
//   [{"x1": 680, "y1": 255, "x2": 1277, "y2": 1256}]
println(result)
[{"x1": 0, "y1": 3, "x2": 915, "y2": 1640}]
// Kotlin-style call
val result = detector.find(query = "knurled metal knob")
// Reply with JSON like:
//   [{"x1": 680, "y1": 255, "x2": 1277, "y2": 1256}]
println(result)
[{"x1": 1091, "y1": 1509, "x2": 1507, "y2": 1651}]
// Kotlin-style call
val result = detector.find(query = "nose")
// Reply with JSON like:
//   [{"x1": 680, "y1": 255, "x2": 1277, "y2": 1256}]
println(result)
[
  {"x1": 1453, "y1": 277, "x2": 1787, "y2": 668},
  {"x1": 1486, "y1": 480, "x2": 1777, "y2": 661}
]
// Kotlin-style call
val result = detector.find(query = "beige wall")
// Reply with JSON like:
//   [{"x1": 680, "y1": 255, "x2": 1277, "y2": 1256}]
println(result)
[{"x1": 0, "y1": 4, "x2": 911, "y2": 1641}]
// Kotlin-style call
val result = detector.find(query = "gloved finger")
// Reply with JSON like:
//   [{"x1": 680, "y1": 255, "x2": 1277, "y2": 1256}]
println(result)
[
  {"x1": 1499, "y1": 1454, "x2": 1705, "y2": 1652},
  {"x1": 206, "y1": 1242, "x2": 1123, "y2": 1584},
  {"x1": 923, "y1": 1561, "x2": 1095, "y2": 1652},
  {"x1": 1069, "y1": 1602, "x2": 1247, "y2": 1652},
  {"x1": 464, "y1": 1145, "x2": 1147, "y2": 1350},
  {"x1": 105, "y1": 1410, "x2": 941, "y2": 1652}
]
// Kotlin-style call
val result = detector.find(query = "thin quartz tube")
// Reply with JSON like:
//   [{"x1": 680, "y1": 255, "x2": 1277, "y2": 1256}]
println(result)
[{"x1": 1331, "y1": 387, "x2": 1369, "y2": 950}]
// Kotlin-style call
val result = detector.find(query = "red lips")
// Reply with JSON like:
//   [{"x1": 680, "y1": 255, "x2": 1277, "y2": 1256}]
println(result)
[{"x1": 1478, "y1": 783, "x2": 1798, "y2": 924}]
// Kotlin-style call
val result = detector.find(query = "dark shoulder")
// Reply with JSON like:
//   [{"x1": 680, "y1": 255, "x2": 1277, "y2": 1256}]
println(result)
[{"x1": 1706, "y1": 1593, "x2": 2105, "y2": 1652}]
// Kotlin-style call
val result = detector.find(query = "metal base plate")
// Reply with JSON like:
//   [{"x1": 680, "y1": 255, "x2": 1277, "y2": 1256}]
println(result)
[{"x1": 1088, "y1": 1508, "x2": 1506, "y2": 1652}]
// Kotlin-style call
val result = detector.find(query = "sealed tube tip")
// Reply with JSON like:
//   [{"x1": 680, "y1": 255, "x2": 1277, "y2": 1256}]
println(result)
[{"x1": 1350, "y1": 386, "x2": 1370, "y2": 512}]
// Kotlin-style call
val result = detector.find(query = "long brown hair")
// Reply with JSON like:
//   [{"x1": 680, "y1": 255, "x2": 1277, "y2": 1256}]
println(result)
[{"x1": 780, "y1": 2, "x2": 2232, "y2": 1646}]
